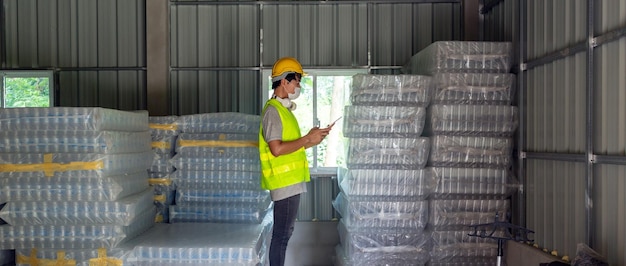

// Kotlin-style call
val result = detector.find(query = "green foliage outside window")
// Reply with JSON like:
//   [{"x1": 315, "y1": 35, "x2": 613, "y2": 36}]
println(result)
[{"x1": 4, "y1": 77, "x2": 50, "y2": 107}]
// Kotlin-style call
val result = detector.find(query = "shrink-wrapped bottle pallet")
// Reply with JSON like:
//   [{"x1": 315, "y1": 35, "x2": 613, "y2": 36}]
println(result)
[
  {"x1": 149, "y1": 116, "x2": 180, "y2": 223},
  {"x1": 429, "y1": 229, "x2": 506, "y2": 264},
  {"x1": 0, "y1": 130, "x2": 151, "y2": 154},
  {"x1": 173, "y1": 170, "x2": 260, "y2": 190},
  {"x1": 334, "y1": 243, "x2": 429, "y2": 266},
  {"x1": 0, "y1": 206, "x2": 155, "y2": 249},
  {"x1": 350, "y1": 74, "x2": 432, "y2": 107},
  {"x1": 343, "y1": 105, "x2": 426, "y2": 137},
  {"x1": 431, "y1": 72, "x2": 516, "y2": 105},
  {"x1": 337, "y1": 219, "x2": 430, "y2": 254},
  {"x1": 425, "y1": 104, "x2": 519, "y2": 136},
  {"x1": 429, "y1": 135, "x2": 513, "y2": 168},
  {"x1": 432, "y1": 167, "x2": 519, "y2": 198},
  {"x1": 0, "y1": 188, "x2": 154, "y2": 226},
  {"x1": 125, "y1": 216, "x2": 272, "y2": 266},
  {"x1": 169, "y1": 201, "x2": 272, "y2": 224},
  {"x1": 338, "y1": 168, "x2": 436, "y2": 201},
  {"x1": 333, "y1": 192, "x2": 428, "y2": 230},
  {"x1": 171, "y1": 152, "x2": 261, "y2": 172},
  {"x1": 176, "y1": 132, "x2": 259, "y2": 158},
  {"x1": 0, "y1": 107, "x2": 155, "y2": 260},
  {"x1": 347, "y1": 137, "x2": 430, "y2": 169},
  {"x1": 176, "y1": 112, "x2": 260, "y2": 134},
  {"x1": 0, "y1": 107, "x2": 149, "y2": 132},
  {"x1": 402, "y1": 41, "x2": 513, "y2": 75},
  {"x1": 0, "y1": 171, "x2": 148, "y2": 202},
  {"x1": 428, "y1": 199, "x2": 510, "y2": 230}
]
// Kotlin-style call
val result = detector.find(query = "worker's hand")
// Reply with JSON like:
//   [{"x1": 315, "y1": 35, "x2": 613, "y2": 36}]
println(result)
[{"x1": 305, "y1": 126, "x2": 331, "y2": 146}]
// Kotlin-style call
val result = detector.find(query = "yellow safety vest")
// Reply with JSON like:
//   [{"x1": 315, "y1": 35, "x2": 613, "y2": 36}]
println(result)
[{"x1": 259, "y1": 99, "x2": 310, "y2": 190}]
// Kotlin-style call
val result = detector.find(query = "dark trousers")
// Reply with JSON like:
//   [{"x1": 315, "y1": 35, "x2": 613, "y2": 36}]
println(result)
[{"x1": 269, "y1": 194, "x2": 301, "y2": 266}]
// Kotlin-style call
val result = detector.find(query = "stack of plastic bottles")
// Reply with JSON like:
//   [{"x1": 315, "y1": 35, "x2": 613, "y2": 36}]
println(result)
[
  {"x1": 120, "y1": 112, "x2": 272, "y2": 265},
  {"x1": 169, "y1": 112, "x2": 271, "y2": 224},
  {"x1": 404, "y1": 41, "x2": 521, "y2": 265},
  {"x1": 0, "y1": 107, "x2": 155, "y2": 265},
  {"x1": 332, "y1": 74, "x2": 437, "y2": 266},
  {"x1": 148, "y1": 116, "x2": 180, "y2": 223}
]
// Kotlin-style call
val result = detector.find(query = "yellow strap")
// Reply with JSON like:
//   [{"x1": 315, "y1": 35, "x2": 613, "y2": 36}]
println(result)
[
  {"x1": 88, "y1": 248, "x2": 122, "y2": 266},
  {"x1": 155, "y1": 214, "x2": 164, "y2": 223},
  {"x1": 148, "y1": 178, "x2": 173, "y2": 186},
  {"x1": 151, "y1": 141, "x2": 171, "y2": 149},
  {"x1": 149, "y1": 123, "x2": 177, "y2": 131},
  {"x1": 16, "y1": 249, "x2": 77, "y2": 266},
  {"x1": 16, "y1": 248, "x2": 39, "y2": 266},
  {"x1": 54, "y1": 251, "x2": 76, "y2": 266},
  {"x1": 0, "y1": 153, "x2": 104, "y2": 177},
  {"x1": 153, "y1": 194, "x2": 166, "y2": 203},
  {"x1": 178, "y1": 139, "x2": 258, "y2": 148}
]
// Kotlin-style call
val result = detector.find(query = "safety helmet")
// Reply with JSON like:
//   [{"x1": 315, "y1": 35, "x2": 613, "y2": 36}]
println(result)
[{"x1": 271, "y1": 57, "x2": 305, "y2": 82}]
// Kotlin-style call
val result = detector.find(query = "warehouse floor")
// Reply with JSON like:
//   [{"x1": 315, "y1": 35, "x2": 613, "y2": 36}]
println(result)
[{"x1": 286, "y1": 221, "x2": 339, "y2": 266}]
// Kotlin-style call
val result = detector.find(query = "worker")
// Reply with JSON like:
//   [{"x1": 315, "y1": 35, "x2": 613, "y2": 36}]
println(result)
[{"x1": 259, "y1": 57, "x2": 332, "y2": 266}]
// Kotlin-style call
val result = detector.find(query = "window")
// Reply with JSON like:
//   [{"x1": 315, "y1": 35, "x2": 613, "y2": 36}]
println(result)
[
  {"x1": 1, "y1": 71, "x2": 54, "y2": 108},
  {"x1": 263, "y1": 69, "x2": 368, "y2": 170}
]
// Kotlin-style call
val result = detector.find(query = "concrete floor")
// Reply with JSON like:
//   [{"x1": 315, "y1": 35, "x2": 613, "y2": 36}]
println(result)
[{"x1": 285, "y1": 221, "x2": 340, "y2": 266}]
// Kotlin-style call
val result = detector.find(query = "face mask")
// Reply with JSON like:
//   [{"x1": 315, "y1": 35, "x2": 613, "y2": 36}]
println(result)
[{"x1": 288, "y1": 87, "x2": 301, "y2": 100}]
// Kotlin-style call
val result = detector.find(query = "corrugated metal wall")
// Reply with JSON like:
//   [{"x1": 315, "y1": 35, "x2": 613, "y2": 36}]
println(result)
[
  {"x1": 169, "y1": 1, "x2": 461, "y2": 115},
  {"x1": 499, "y1": 0, "x2": 626, "y2": 264},
  {"x1": 1, "y1": 0, "x2": 461, "y2": 114},
  {"x1": 1, "y1": 0, "x2": 147, "y2": 110}
]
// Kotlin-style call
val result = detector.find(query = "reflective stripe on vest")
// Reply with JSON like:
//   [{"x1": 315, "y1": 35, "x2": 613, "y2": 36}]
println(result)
[{"x1": 259, "y1": 99, "x2": 311, "y2": 190}]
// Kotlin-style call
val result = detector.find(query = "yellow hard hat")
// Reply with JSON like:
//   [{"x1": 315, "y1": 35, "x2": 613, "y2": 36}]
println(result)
[{"x1": 271, "y1": 57, "x2": 305, "y2": 82}]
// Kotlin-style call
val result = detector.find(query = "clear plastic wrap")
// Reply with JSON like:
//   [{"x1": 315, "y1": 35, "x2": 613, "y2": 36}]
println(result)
[
  {"x1": 337, "y1": 219, "x2": 430, "y2": 252},
  {"x1": 176, "y1": 112, "x2": 260, "y2": 134},
  {"x1": 0, "y1": 206, "x2": 155, "y2": 249},
  {"x1": 343, "y1": 106, "x2": 426, "y2": 137},
  {"x1": 429, "y1": 135, "x2": 513, "y2": 168},
  {"x1": 402, "y1": 41, "x2": 513, "y2": 75},
  {"x1": 430, "y1": 243, "x2": 499, "y2": 260},
  {"x1": 338, "y1": 168, "x2": 437, "y2": 201},
  {"x1": 0, "y1": 188, "x2": 154, "y2": 226},
  {"x1": 171, "y1": 153, "x2": 261, "y2": 171},
  {"x1": 425, "y1": 104, "x2": 518, "y2": 136},
  {"x1": 0, "y1": 107, "x2": 149, "y2": 132},
  {"x1": 150, "y1": 178, "x2": 177, "y2": 206},
  {"x1": 0, "y1": 171, "x2": 149, "y2": 202},
  {"x1": 428, "y1": 256, "x2": 498, "y2": 266},
  {"x1": 175, "y1": 132, "x2": 259, "y2": 157},
  {"x1": 173, "y1": 170, "x2": 260, "y2": 190},
  {"x1": 347, "y1": 137, "x2": 430, "y2": 169},
  {"x1": 432, "y1": 73, "x2": 516, "y2": 105},
  {"x1": 432, "y1": 167, "x2": 519, "y2": 198},
  {"x1": 350, "y1": 74, "x2": 433, "y2": 107},
  {"x1": 149, "y1": 152, "x2": 175, "y2": 174},
  {"x1": 0, "y1": 151, "x2": 154, "y2": 178},
  {"x1": 151, "y1": 134, "x2": 178, "y2": 155},
  {"x1": 126, "y1": 219, "x2": 272, "y2": 265},
  {"x1": 0, "y1": 130, "x2": 151, "y2": 154},
  {"x1": 175, "y1": 188, "x2": 269, "y2": 204},
  {"x1": 149, "y1": 115, "x2": 180, "y2": 136},
  {"x1": 429, "y1": 230, "x2": 502, "y2": 262},
  {"x1": 332, "y1": 192, "x2": 428, "y2": 230},
  {"x1": 430, "y1": 229, "x2": 505, "y2": 246},
  {"x1": 429, "y1": 199, "x2": 510, "y2": 229},
  {"x1": 334, "y1": 243, "x2": 429, "y2": 266},
  {"x1": 169, "y1": 201, "x2": 272, "y2": 224}
]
